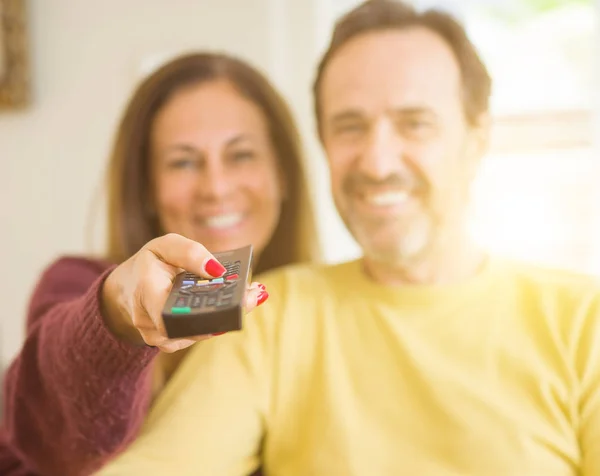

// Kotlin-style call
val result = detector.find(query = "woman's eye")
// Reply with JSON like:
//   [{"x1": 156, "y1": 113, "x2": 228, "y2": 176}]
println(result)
[
  {"x1": 230, "y1": 150, "x2": 256, "y2": 162},
  {"x1": 168, "y1": 158, "x2": 197, "y2": 169}
]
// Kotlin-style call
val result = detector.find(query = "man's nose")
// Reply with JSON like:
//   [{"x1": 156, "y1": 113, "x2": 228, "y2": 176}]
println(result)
[{"x1": 357, "y1": 118, "x2": 403, "y2": 180}]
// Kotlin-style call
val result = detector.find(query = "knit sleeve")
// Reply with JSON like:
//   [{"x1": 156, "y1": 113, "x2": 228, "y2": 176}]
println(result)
[{"x1": 2, "y1": 257, "x2": 159, "y2": 476}]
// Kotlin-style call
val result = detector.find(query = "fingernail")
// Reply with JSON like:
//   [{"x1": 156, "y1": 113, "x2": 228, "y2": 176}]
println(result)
[
  {"x1": 212, "y1": 332, "x2": 227, "y2": 336},
  {"x1": 258, "y1": 283, "x2": 266, "y2": 291},
  {"x1": 257, "y1": 291, "x2": 269, "y2": 306},
  {"x1": 204, "y1": 258, "x2": 226, "y2": 277}
]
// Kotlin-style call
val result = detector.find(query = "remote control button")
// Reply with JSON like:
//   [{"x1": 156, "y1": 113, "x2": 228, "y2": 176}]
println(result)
[
  {"x1": 220, "y1": 282, "x2": 235, "y2": 291},
  {"x1": 206, "y1": 294, "x2": 217, "y2": 306},
  {"x1": 226, "y1": 274, "x2": 239, "y2": 281},
  {"x1": 175, "y1": 296, "x2": 189, "y2": 307},
  {"x1": 179, "y1": 289, "x2": 191, "y2": 296},
  {"x1": 191, "y1": 295, "x2": 204, "y2": 308},
  {"x1": 171, "y1": 307, "x2": 192, "y2": 314},
  {"x1": 191, "y1": 284, "x2": 213, "y2": 294},
  {"x1": 218, "y1": 294, "x2": 233, "y2": 306},
  {"x1": 182, "y1": 280, "x2": 195, "y2": 286}
]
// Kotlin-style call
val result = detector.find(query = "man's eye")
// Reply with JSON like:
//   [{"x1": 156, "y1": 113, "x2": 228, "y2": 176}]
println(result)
[
  {"x1": 406, "y1": 119, "x2": 430, "y2": 130},
  {"x1": 336, "y1": 123, "x2": 367, "y2": 135},
  {"x1": 398, "y1": 118, "x2": 436, "y2": 139}
]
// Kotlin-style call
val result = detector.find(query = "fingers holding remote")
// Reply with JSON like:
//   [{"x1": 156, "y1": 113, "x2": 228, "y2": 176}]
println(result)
[
  {"x1": 144, "y1": 233, "x2": 226, "y2": 279},
  {"x1": 142, "y1": 282, "x2": 269, "y2": 346},
  {"x1": 243, "y1": 281, "x2": 269, "y2": 313},
  {"x1": 100, "y1": 233, "x2": 227, "y2": 352}
]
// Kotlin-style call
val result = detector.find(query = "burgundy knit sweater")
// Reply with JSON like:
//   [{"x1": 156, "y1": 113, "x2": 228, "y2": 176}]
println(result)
[{"x1": 0, "y1": 257, "x2": 160, "y2": 476}]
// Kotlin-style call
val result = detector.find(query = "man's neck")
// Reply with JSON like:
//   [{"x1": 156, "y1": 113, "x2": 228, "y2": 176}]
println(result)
[{"x1": 362, "y1": 234, "x2": 487, "y2": 286}]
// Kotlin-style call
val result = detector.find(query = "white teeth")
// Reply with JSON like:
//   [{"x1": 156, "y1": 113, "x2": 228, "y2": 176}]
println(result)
[
  {"x1": 365, "y1": 191, "x2": 410, "y2": 206},
  {"x1": 203, "y1": 213, "x2": 243, "y2": 229}
]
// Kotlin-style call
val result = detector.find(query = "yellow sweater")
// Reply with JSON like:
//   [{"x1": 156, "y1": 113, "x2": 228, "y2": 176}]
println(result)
[{"x1": 98, "y1": 258, "x2": 600, "y2": 475}]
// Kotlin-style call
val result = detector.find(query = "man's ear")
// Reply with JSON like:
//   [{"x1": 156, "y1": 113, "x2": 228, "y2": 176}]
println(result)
[
  {"x1": 470, "y1": 112, "x2": 491, "y2": 160},
  {"x1": 465, "y1": 112, "x2": 491, "y2": 178}
]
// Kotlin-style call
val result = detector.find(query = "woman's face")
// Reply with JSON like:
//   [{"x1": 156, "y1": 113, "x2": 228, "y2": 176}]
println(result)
[{"x1": 150, "y1": 80, "x2": 284, "y2": 258}]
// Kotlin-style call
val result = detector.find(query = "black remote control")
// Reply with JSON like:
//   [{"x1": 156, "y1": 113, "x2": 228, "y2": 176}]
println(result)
[{"x1": 161, "y1": 245, "x2": 253, "y2": 338}]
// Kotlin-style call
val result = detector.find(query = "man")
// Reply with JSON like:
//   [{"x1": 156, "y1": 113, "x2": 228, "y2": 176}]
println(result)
[{"x1": 99, "y1": 1, "x2": 600, "y2": 474}]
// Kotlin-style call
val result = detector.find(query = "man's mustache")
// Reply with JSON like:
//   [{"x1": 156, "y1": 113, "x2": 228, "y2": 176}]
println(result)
[{"x1": 342, "y1": 173, "x2": 428, "y2": 196}]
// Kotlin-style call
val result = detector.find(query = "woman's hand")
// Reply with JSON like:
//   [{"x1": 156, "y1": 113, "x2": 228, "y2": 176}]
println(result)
[{"x1": 100, "y1": 233, "x2": 268, "y2": 352}]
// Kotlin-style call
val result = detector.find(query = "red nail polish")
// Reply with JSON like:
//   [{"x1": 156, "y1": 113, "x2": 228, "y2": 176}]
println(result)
[
  {"x1": 212, "y1": 332, "x2": 227, "y2": 336},
  {"x1": 258, "y1": 283, "x2": 266, "y2": 290},
  {"x1": 257, "y1": 291, "x2": 269, "y2": 305},
  {"x1": 205, "y1": 258, "x2": 226, "y2": 277}
]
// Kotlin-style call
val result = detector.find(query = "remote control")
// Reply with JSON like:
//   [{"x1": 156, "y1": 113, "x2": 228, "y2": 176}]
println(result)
[{"x1": 161, "y1": 245, "x2": 253, "y2": 338}]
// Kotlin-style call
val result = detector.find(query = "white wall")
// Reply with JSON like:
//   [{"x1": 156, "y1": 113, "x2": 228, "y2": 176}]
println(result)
[
  {"x1": 0, "y1": 0, "x2": 365, "y2": 369},
  {"x1": 0, "y1": 0, "x2": 283, "y2": 367}
]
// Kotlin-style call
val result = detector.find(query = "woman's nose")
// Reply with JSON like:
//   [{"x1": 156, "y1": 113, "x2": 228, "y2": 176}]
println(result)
[{"x1": 196, "y1": 160, "x2": 233, "y2": 200}]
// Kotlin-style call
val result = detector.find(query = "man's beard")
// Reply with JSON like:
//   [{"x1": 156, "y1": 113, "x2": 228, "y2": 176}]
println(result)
[
  {"x1": 344, "y1": 207, "x2": 436, "y2": 267},
  {"x1": 337, "y1": 169, "x2": 435, "y2": 265}
]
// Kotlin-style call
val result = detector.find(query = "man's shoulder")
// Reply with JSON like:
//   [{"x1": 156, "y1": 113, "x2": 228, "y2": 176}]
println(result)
[
  {"x1": 257, "y1": 260, "x2": 358, "y2": 290},
  {"x1": 497, "y1": 257, "x2": 600, "y2": 308},
  {"x1": 242, "y1": 261, "x2": 361, "y2": 345}
]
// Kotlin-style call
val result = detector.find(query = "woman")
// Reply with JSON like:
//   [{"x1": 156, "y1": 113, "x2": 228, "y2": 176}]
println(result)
[{"x1": 0, "y1": 52, "x2": 318, "y2": 476}]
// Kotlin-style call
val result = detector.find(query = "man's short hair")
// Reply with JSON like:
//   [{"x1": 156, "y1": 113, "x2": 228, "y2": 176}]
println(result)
[{"x1": 313, "y1": 0, "x2": 492, "y2": 135}]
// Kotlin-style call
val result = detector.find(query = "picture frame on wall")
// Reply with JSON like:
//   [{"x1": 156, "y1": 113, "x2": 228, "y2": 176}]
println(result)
[{"x1": 0, "y1": 0, "x2": 29, "y2": 109}]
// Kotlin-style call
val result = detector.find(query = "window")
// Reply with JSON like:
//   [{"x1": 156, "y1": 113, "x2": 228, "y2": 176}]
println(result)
[
  {"x1": 461, "y1": 0, "x2": 598, "y2": 273},
  {"x1": 313, "y1": 0, "x2": 599, "y2": 273}
]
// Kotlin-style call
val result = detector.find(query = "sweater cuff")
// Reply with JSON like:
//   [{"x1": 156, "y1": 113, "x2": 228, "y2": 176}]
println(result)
[{"x1": 72, "y1": 266, "x2": 159, "y2": 377}]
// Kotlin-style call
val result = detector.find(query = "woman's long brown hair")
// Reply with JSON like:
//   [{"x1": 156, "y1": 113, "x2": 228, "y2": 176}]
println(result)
[{"x1": 104, "y1": 52, "x2": 319, "y2": 274}]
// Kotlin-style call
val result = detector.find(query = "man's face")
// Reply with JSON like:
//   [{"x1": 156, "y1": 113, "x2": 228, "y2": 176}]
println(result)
[{"x1": 320, "y1": 27, "x2": 488, "y2": 267}]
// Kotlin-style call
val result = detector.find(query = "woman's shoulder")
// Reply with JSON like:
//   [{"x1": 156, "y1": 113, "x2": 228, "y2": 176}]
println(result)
[
  {"x1": 43, "y1": 254, "x2": 115, "y2": 276},
  {"x1": 33, "y1": 255, "x2": 116, "y2": 293}
]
